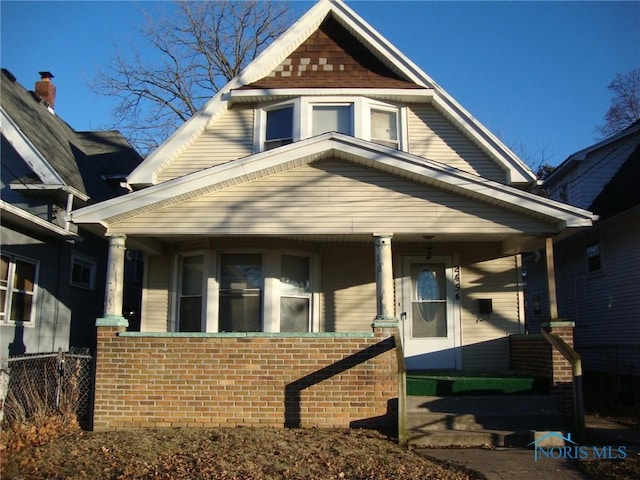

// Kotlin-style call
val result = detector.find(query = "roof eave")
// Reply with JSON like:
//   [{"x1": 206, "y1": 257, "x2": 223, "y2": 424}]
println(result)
[
  {"x1": 1, "y1": 106, "x2": 67, "y2": 185},
  {"x1": 1, "y1": 200, "x2": 79, "y2": 239},
  {"x1": 74, "y1": 133, "x2": 594, "y2": 231}
]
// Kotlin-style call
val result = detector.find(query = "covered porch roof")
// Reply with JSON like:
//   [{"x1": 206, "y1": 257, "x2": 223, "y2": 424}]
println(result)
[{"x1": 70, "y1": 133, "x2": 595, "y2": 255}]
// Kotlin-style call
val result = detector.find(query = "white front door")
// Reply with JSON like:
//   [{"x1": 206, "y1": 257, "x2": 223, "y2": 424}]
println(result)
[{"x1": 400, "y1": 256, "x2": 460, "y2": 370}]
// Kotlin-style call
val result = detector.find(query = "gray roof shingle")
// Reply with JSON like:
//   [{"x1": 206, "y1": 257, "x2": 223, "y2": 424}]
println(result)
[{"x1": 1, "y1": 68, "x2": 142, "y2": 202}]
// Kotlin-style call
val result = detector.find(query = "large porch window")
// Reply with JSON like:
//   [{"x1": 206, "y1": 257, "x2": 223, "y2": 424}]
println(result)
[
  {"x1": 280, "y1": 254, "x2": 311, "y2": 332},
  {"x1": 175, "y1": 251, "x2": 314, "y2": 333},
  {"x1": 219, "y1": 253, "x2": 263, "y2": 332},
  {"x1": 178, "y1": 255, "x2": 204, "y2": 332}
]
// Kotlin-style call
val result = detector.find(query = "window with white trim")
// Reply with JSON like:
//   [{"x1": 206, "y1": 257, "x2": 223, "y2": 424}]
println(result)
[
  {"x1": 178, "y1": 254, "x2": 205, "y2": 332},
  {"x1": 312, "y1": 104, "x2": 352, "y2": 136},
  {"x1": 70, "y1": 253, "x2": 97, "y2": 290},
  {"x1": 264, "y1": 105, "x2": 294, "y2": 151},
  {"x1": 257, "y1": 97, "x2": 403, "y2": 152},
  {"x1": 280, "y1": 254, "x2": 311, "y2": 332},
  {"x1": 1, "y1": 254, "x2": 38, "y2": 324},
  {"x1": 370, "y1": 108, "x2": 399, "y2": 148},
  {"x1": 174, "y1": 250, "x2": 315, "y2": 333}
]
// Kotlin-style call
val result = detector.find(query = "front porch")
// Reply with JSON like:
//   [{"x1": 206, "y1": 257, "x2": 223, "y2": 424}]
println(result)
[{"x1": 92, "y1": 324, "x2": 403, "y2": 432}]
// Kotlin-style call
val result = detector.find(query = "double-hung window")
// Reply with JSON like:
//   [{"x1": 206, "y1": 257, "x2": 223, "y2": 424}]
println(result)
[
  {"x1": 175, "y1": 251, "x2": 315, "y2": 333},
  {"x1": 280, "y1": 254, "x2": 311, "y2": 332},
  {"x1": 178, "y1": 255, "x2": 205, "y2": 332},
  {"x1": 258, "y1": 97, "x2": 403, "y2": 151},
  {"x1": 370, "y1": 108, "x2": 399, "y2": 148},
  {"x1": 1, "y1": 254, "x2": 38, "y2": 324},
  {"x1": 264, "y1": 106, "x2": 294, "y2": 151}
]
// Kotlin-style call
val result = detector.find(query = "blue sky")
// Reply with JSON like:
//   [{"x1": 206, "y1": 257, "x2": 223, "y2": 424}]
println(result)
[{"x1": 1, "y1": 1, "x2": 639, "y2": 166}]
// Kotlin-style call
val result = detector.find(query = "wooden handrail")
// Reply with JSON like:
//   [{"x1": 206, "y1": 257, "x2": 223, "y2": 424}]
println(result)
[{"x1": 541, "y1": 329, "x2": 585, "y2": 442}]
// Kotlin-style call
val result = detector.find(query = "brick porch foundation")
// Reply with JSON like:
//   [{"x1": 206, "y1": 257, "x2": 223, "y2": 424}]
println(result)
[{"x1": 93, "y1": 324, "x2": 400, "y2": 431}]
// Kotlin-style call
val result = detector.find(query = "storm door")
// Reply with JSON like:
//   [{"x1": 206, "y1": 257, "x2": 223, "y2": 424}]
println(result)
[{"x1": 401, "y1": 256, "x2": 460, "y2": 370}]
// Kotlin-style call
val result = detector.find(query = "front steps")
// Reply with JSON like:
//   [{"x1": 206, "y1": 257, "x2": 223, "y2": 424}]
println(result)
[{"x1": 406, "y1": 373, "x2": 565, "y2": 447}]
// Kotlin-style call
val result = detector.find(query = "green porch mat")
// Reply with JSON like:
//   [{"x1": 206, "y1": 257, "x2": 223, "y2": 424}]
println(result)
[{"x1": 407, "y1": 371, "x2": 550, "y2": 396}]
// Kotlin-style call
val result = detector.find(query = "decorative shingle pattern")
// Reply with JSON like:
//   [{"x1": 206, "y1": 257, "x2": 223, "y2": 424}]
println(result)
[{"x1": 246, "y1": 16, "x2": 423, "y2": 89}]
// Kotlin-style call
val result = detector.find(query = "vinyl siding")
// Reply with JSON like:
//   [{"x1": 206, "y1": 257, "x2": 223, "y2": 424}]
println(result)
[
  {"x1": 111, "y1": 159, "x2": 551, "y2": 235},
  {"x1": 546, "y1": 130, "x2": 640, "y2": 209},
  {"x1": 320, "y1": 243, "x2": 376, "y2": 332},
  {"x1": 460, "y1": 255, "x2": 523, "y2": 371},
  {"x1": 554, "y1": 212, "x2": 640, "y2": 375},
  {"x1": 141, "y1": 255, "x2": 172, "y2": 332},
  {"x1": 157, "y1": 105, "x2": 254, "y2": 182},
  {"x1": 407, "y1": 104, "x2": 507, "y2": 182}
]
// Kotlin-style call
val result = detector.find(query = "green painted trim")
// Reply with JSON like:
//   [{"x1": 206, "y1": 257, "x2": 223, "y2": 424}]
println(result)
[
  {"x1": 119, "y1": 331, "x2": 375, "y2": 339},
  {"x1": 371, "y1": 321, "x2": 399, "y2": 329},
  {"x1": 542, "y1": 321, "x2": 575, "y2": 328},
  {"x1": 96, "y1": 316, "x2": 129, "y2": 327}
]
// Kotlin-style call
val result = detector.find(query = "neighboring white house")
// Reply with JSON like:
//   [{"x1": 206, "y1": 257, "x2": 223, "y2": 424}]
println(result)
[
  {"x1": 70, "y1": 0, "x2": 594, "y2": 371},
  {"x1": 524, "y1": 122, "x2": 640, "y2": 381}
]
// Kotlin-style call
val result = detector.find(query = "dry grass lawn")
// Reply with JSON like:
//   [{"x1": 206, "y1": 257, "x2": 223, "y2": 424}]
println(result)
[{"x1": 1, "y1": 425, "x2": 485, "y2": 480}]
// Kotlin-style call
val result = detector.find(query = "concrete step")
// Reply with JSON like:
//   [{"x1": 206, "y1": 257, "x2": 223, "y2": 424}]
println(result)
[
  {"x1": 408, "y1": 428, "x2": 532, "y2": 447},
  {"x1": 407, "y1": 395, "x2": 566, "y2": 447},
  {"x1": 407, "y1": 395, "x2": 559, "y2": 414}
]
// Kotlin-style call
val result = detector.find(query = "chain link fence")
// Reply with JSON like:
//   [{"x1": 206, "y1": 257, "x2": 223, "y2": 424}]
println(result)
[{"x1": 0, "y1": 348, "x2": 93, "y2": 426}]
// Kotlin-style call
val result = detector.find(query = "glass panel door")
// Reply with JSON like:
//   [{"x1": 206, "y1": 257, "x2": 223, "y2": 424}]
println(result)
[
  {"x1": 402, "y1": 256, "x2": 459, "y2": 370},
  {"x1": 280, "y1": 255, "x2": 311, "y2": 332},
  {"x1": 411, "y1": 264, "x2": 447, "y2": 338},
  {"x1": 219, "y1": 254, "x2": 263, "y2": 332}
]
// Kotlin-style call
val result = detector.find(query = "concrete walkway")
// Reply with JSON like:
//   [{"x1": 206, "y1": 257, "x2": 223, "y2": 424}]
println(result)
[
  {"x1": 418, "y1": 415, "x2": 639, "y2": 480},
  {"x1": 423, "y1": 447, "x2": 589, "y2": 480}
]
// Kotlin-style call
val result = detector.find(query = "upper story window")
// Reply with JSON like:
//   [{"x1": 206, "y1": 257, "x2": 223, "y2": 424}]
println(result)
[
  {"x1": 264, "y1": 106, "x2": 294, "y2": 151},
  {"x1": 558, "y1": 183, "x2": 569, "y2": 203},
  {"x1": 256, "y1": 97, "x2": 404, "y2": 152},
  {"x1": 312, "y1": 105, "x2": 352, "y2": 136},
  {"x1": 371, "y1": 108, "x2": 399, "y2": 149},
  {"x1": 1, "y1": 254, "x2": 38, "y2": 324}
]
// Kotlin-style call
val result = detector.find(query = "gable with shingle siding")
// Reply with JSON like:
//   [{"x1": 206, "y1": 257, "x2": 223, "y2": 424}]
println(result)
[{"x1": 245, "y1": 15, "x2": 422, "y2": 90}]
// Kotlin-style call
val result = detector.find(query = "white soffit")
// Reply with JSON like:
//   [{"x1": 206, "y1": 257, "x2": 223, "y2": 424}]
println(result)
[
  {"x1": 74, "y1": 133, "x2": 593, "y2": 229},
  {"x1": 1, "y1": 107, "x2": 66, "y2": 185}
]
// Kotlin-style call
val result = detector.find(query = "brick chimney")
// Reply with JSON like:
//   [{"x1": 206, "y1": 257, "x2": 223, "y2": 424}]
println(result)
[{"x1": 35, "y1": 71, "x2": 56, "y2": 109}]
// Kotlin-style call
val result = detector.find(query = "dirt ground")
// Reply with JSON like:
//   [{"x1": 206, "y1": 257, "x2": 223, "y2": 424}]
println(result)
[{"x1": 1, "y1": 427, "x2": 485, "y2": 480}]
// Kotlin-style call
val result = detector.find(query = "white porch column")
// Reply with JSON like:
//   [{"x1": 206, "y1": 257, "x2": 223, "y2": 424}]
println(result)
[
  {"x1": 373, "y1": 233, "x2": 396, "y2": 322},
  {"x1": 545, "y1": 236, "x2": 559, "y2": 320},
  {"x1": 97, "y1": 234, "x2": 128, "y2": 327}
]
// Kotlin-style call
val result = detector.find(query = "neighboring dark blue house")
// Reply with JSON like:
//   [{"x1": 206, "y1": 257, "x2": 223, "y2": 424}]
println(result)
[
  {"x1": 1, "y1": 69, "x2": 142, "y2": 356},
  {"x1": 524, "y1": 121, "x2": 640, "y2": 393}
]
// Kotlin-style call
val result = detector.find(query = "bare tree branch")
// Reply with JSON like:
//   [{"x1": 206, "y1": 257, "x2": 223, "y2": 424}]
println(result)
[
  {"x1": 595, "y1": 67, "x2": 640, "y2": 139},
  {"x1": 91, "y1": 1, "x2": 293, "y2": 156}
]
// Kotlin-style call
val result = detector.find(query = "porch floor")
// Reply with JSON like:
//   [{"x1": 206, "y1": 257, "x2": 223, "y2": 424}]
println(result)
[{"x1": 407, "y1": 370, "x2": 550, "y2": 397}]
